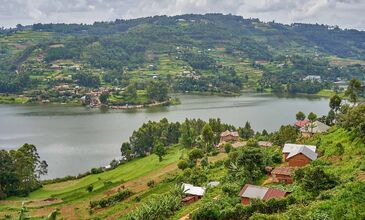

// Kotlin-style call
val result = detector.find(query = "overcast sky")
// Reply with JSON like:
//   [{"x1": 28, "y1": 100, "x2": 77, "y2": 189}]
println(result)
[{"x1": 1, "y1": 0, "x2": 365, "y2": 30}]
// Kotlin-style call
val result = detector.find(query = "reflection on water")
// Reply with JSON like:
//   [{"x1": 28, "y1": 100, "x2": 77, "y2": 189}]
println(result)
[{"x1": 0, "y1": 93, "x2": 329, "y2": 179}]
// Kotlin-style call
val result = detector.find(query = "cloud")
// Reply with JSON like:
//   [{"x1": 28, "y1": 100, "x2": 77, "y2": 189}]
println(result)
[{"x1": 0, "y1": 0, "x2": 364, "y2": 30}]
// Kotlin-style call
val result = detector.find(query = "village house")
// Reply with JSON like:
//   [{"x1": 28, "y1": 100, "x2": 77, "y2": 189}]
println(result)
[
  {"x1": 220, "y1": 130, "x2": 239, "y2": 143},
  {"x1": 238, "y1": 184, "x2": 287, "y2": 205},
  {"x1": 283, "y1": 144, "x2": 318, "y2": 167},
  {"x1": 300, "y1": 121, "x2": 330, "y2": 137},
  {"x1": 271, "y1": 167, "x2": 294, "y2": 184},
  {"x1": 303, "y1": 75, "x2": 321, "y2": 82},
  {"x1": 181, "y1": 183, "x2": 206, "y2": 204},
  {"x1": 258, "y1": 141, "x2": 273, "y2": 147},
  {"x1": 294, "y1": 119, "x2": 310, "y2": 128}
]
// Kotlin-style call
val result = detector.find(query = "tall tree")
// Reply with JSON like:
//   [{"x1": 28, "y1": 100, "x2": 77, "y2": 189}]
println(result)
[
  {"x1": 345, "y1": 78, "x2": 362, "y2": 104},
  {"x1": 152, "y1": 141, "x2": 166, "y2": 162},
  {"x1": 201, "y1": 124, "x2": 214, "y2": 151},
  {"x1": 329, "y1": 95, "x2": 342, "y2": 112},
  {"x1": 296, "y1": 111, "x2": 306, "y2": 121}
]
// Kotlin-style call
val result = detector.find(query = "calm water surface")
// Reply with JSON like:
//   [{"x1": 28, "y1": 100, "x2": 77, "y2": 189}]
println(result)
[{"x1": 0, "y1": 93, "x2": 329, "y2": 178}]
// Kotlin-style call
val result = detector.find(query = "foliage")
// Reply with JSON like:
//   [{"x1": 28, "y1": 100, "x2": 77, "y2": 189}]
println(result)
[
  {"x1": 146, "y1": 80, "x2": 169, "y2": 102},
  {"x1": 272, "y1": 125, "x2": 298, "y2": 146},
  {"x1": 345, "y1": 78, "x2": 362, "y2": 104},
  {"x1": 295, "y1": 111, "x2": 306, "y2": 121},
  {"x1": 153, "y1": 140, "x2": 166, "y2": 162},
  {"x1": 294, "y1": 166, "x2": 338, "y2": 196},
  {"x1": 89, "y1": 189, "x2": 132, "y2": 209},
  {"x1": 126, "y1": 185, "x2": 183, "y2": 220},
  {"x1": 0, "y1": 144, "x2": 47, "y2": 198},
  {"x1": 238, "y1": 121, "x2": 254, "y2": 139}
]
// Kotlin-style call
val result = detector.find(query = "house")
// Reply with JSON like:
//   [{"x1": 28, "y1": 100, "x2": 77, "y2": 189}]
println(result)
[
  {"x1": 282, "y1": 143, "x2": 316, "y2": 160},
  {"x1": 271, "y1": 167, "x2": 294, "y2": 184},
  {"x1": 258, "y1": 141, "x2": 273, "y2": 147},
  {"x1": 286, "y1": 145, "x2": 318, "y2": 167},
  {"x1": 220, "y1": 130, "x2": 239, "y2": 142},
  {"x1": 300, "y1": 121, "x2": 330, "y2": 137},
  {"x1": 294, "y1": 119, "x2": 310, "y2": 128},
  {"x1": 303, "y1": 75, "x2": 321, "y2": 82},
  {"x1": 238, "y1": 184, "x2": 287, "y2": 205},
  {"x1": 181, "y1": 183, "x2": 206, "y2": 204}
]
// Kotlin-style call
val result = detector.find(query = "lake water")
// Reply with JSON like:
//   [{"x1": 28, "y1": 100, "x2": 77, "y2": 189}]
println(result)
[{"x1": 0, "y1": 93, "x2": 329, "y2": 179}]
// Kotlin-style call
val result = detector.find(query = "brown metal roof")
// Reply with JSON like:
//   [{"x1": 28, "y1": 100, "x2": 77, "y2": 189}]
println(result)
[{"x1": 271, "y1": 167, "x2": 294, "y2": 176}]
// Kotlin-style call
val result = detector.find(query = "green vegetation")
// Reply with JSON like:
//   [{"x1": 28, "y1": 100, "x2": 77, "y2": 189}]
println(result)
[{"x1": 1, "y1": 14, "x2": 364, "y2": 106}]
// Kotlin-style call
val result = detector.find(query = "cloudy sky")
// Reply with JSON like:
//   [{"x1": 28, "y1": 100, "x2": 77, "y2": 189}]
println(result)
[{"x1": 1, "y1": 0, "x2": 365, "y2": 30}]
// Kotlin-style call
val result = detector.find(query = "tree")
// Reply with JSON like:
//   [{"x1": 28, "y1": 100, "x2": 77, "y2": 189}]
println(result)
[
  {"x1": 345, "y1": 78, "x2": 362, "y2": 104},
  {"x1": 272, "y1": 125, "x2": 298, "y2": 146},
  {"x1": 86, "y1": 184, "x2": 94, "y2": 192},
  {"x1": 296, "y1": 111, "x2": 306, "y2": 121},
  {"x1": 294, "y1": 166, "x2": 338, "y2": 196},
  {"x1": 329, "y1": 95, "x2": 342, "y2": 112},
  {"x1": 124, "y1": 83, "x2": 137, "y2": 101},
  {"x1": 177, "y1": 160, "x2": 189, "y2": 170},
  {"x1": 120, "y1": 142, "x2": 132, "y2": 161},
  {"x1": 146, "y1": 80, "x2": 169, "y2": 102},
  {"x1": 308, "y1": 112, "x2": 317, "y2": 123},
  {"x1": 99, "y1": 92, "x2": 109, "y2": 105},
  {"x1": 307, "y1": 112, "x2": 317, "y2": 133},
  {"x1": 153, "y1": 141, "x2": 166, "y2": 162},
  {"x1": 201, "y1": 124, "x2": 214, "y2": 151},
  {"x1": 179, "y1": 120, "x2": 194, "y2": 148},
  {"x1": 188, "y1": 148, "x2": 204, "y2": 162},
  {"x1": 326, "y1": 109, "x2": 336, "y2": 125},
  {"x1": 239, "y1": 121, "x2": 254, "y2": 139}
]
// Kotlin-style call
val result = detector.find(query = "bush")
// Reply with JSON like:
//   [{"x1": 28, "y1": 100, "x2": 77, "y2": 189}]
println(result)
[
  {"x1": 224, "y1": 143, "x2": 232, "y2": 153},
  {"x1": 89, "y1": 189, "x2": 132, "y2": 209},
  {"x1": 177, "y1": 160, "x2": 189, "y2": 170},
  {"x1": 86, "y1": 184, "x2": 94, "y2": 192},
  {"x1": 147, "y1": 180, "x2": 155, "y2": 188}
]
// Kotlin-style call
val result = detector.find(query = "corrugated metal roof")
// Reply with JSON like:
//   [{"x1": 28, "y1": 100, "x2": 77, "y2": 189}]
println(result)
[
  {"x1": 300, "y1": 121, "x2": 330, "y2": 133},
  {"x1": 271, "y1": 167, "x2": 294, "y2": 176},
  {"x1": 283, "y1": 143, "x2": 316, "y2": 153},
  {"x1": 182, "y1": 183, "x2": 206, "y2": 196},
  {"x1": 240, "y1": 184, "x2": 268, "y2": 199},
  {"x1": 287, "y1": 146, "x2": 318, "y2": 161},
  {"x1": 239, "y1": 184, "x2": 287, "y2": 201}
]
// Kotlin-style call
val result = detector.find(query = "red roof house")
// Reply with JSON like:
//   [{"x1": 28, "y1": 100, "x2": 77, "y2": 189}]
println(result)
[
  {"x1": 271, "y1": 167, "x2": 294, "y2": 184},
  {"x1": 238, "y1": 184, "x2": 287, "y2": 205},
  {"x1": 220, "y1": 130, "x2": 239, "y2": 143},
  {"x1": 295, "y1": 119, "x2": 310, "y2": 128}
]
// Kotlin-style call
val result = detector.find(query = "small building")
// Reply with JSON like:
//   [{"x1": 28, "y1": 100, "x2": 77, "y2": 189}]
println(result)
[
  {"x1": 207, "y1": 181, "x2": 220, "y2": 187},
  {"x1": 303, "y1": 75, "x2": 321, "y2": 82},
  {"x1": 282, "y1": 143, "x2": 316, "y2": 161},
  {"x1": 258, "y1": 141, "x2": 273, "y2": 147},
  {"x1": 238, "y1": 184, "x2": 287, "y2": 205},
  {"x1": 181, "y1": 183, "x2": 206, "y2": 204},
  {"x1": 220, "y1": 130, "x2": 239, "y2": 143},
  {"x1": 286, "y1": 146, "x2": 318, "y2": 167},
  {"x1": 294, "y1": 119, "x2": 310, "y2": 128},
  {"x1": 271, "y1": 167, "x2": 294, "y2": 184},
  {"x1": 300, "y1": 121, "x2": 330, "y2": 137}
]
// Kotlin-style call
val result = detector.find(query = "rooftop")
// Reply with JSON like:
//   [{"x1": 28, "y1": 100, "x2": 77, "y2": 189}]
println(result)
[
  {"x1": 283, "y1": 143, "x2": 316, "y2": 153},
  {"x1": 182, "y1": 183, "x2": 206, "y2": 196}
]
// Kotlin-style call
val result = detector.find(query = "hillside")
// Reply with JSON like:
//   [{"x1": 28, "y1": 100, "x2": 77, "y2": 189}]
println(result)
[
  {"x1": 1, "y1": 103, "x2": 364, "y2": 219},
  {"x1": 1, "y1": 14, "x2": 364, "y2": 105}
]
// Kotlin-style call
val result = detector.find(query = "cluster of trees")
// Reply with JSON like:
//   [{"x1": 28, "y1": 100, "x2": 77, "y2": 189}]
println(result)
[
  {"x1": 173, "y1": 67, "x2": 244, "y2": 94},
  {"x1": 0, "y1": 144, "x2": 47, "y2": 199},
  {"x1": 73, "y1": 72, "x2": 101, "y2": 88}
]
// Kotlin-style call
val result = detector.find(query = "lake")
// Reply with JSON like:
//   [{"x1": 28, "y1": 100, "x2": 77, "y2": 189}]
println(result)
[{"x1": 0, "y1": 93, "x2": 329, "y2": 179}]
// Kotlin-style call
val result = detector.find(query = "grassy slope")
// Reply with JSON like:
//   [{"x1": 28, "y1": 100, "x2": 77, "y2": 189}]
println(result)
[
  {"x1": 0, "y1": 147, "x2": 184, "y2": 218},
  {"x1": 262, "y1": 128, "x2": 365, "y2": 219}
]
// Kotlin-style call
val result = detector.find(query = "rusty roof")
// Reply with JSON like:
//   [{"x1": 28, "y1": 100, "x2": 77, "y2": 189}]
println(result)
[{"x1": 271, "y1": 167, "x2": 294, "y2": 176}]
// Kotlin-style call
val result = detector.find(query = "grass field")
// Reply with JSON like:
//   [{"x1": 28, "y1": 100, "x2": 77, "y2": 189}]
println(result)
[{"x1": 0, "y1": 146, "x2": 227, "y2": 219}]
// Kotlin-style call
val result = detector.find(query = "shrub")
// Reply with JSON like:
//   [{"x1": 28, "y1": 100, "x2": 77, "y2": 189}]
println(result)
[
  {"x1": 86, "y1": 184, "x2": 94, "y2": 192},
  {"x1": 177, "y1": 160, "x2": 189, "y2": 170},
  {"x1": 89, "y1": 189, "x2": 132, "y2": 209},
  {"x1": 147, "y1": 180, "x2": 155, "y2": 188}
]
